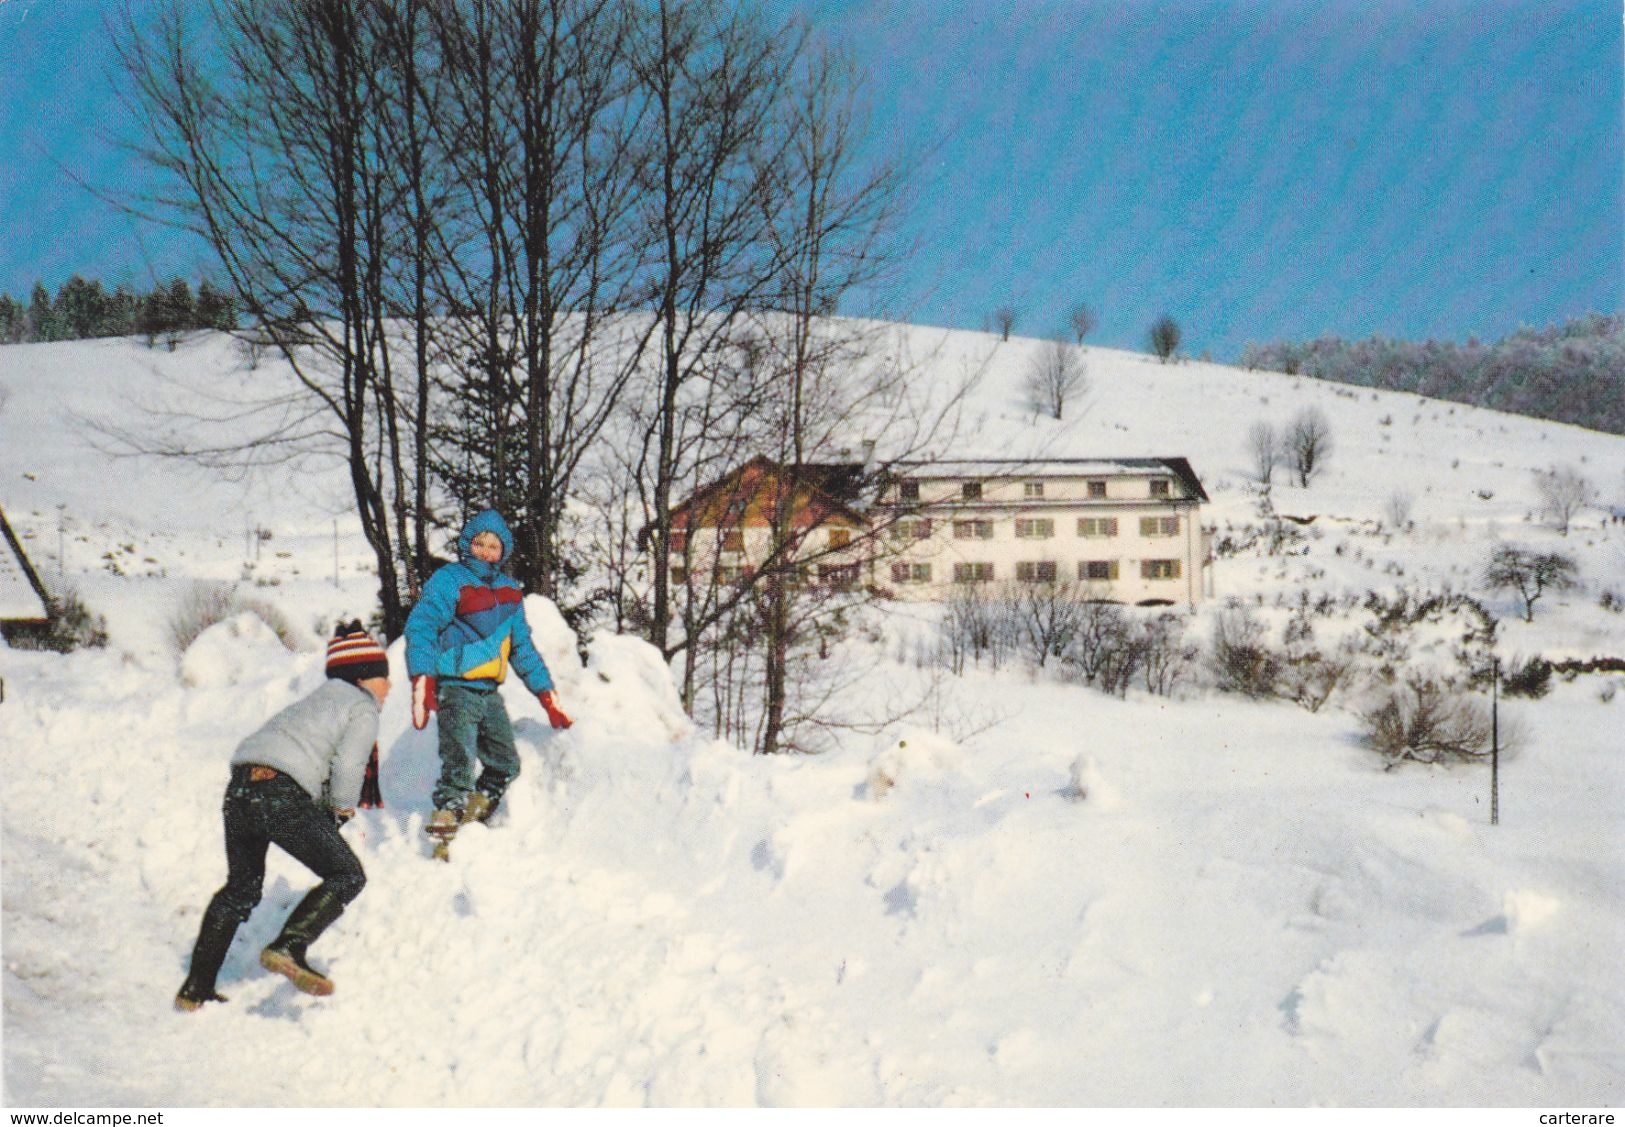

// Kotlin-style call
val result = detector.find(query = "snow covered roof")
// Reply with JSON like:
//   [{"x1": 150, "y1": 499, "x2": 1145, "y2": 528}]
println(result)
[
  {"x1": 891, "y1": 457, "x2": 1210, "y2": 501},
  {"x1": 0, "y1": 505, "x2": 50, "y2": 623}
]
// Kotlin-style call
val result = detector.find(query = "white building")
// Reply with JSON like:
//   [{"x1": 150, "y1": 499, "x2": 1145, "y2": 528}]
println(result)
[{"x1": 877, "y1": 458, "x2": 1212, "y2": 607}]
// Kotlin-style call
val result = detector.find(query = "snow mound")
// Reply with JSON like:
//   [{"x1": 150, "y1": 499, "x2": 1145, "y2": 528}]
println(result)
[
  {"x1": 1502, "y1": 889, "x2": 1561, "y2": 933},
  {"x1": 179, "y1": 611, "x2": 294, "y2": 688},
  {"x1": 523, "y1": 594, "x2": 583, "y2": 692},
  {"x1": 1065, "y1": 754, "x2": 1121, "y2": 809},
  {"x1": 582, "y1": 629, "x2": 693, "y2": 745},
  {"x1": 866, "y1": 728, "x2": 960, "y2": 799}
]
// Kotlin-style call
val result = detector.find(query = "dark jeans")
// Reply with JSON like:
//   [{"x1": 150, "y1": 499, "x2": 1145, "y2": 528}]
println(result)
[
  {"x1": 432, "y1": 680, "x2": 520, "y2": 812},
  {"x1": 206, "y1": 766, "x2": 366, "y2": 925}
]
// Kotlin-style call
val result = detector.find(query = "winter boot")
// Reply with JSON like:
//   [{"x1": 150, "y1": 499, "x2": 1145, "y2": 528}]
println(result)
[
  {"x1": 174, "y1": 986, "x2": 229, "y2": 1012},
  {"x1": 175, "y1": 896, "x2": 242, "y2": 1012},
  {"x1": 461, "y1": 792, "x2": 494, "y2": 825},
  {"x1": 426, "y1": 807, "x2": 460, "y2": 838},
  {"x1": 260, "y1": 884, "x2": 348, "y2": 996}
]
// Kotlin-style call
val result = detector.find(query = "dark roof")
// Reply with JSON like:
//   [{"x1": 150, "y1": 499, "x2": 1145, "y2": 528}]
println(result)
[{"x1": 0, "y1": 504, "x2": 51, "y2": 624}]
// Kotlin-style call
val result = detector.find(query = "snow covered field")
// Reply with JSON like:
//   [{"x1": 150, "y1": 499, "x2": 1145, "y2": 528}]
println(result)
[{"x1": 2, "y1": 331, "x2": 1622, "y2": 1107}]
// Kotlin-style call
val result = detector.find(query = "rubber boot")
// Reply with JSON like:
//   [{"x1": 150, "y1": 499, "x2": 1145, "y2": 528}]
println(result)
[
  {"x1": 175, "y1": 897, "x2": 240, "y2": 1012},
  {"x1": 260, "y1": 884, "x2": 348, "y2": 996}
]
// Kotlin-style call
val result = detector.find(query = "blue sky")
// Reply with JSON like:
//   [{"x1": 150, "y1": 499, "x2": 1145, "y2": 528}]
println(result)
[{"x1": 1, "y1": 0, "x2": 1619, "y2": 359}]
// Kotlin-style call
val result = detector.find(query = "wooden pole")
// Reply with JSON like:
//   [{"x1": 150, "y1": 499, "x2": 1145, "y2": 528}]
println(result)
[{"x1": 1491, "y1": 656, "x2": 1500, "y2": 826}]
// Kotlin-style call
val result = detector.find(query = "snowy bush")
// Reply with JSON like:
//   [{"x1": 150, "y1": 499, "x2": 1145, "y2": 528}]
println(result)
[
  {"x1": 1209, "y1": 604, "x2": 1282, "y2": 699},
  {"x1": 2, "y1": 587, "x2": 108, "y2": 653},
  {"x1": 166, "y1": 582, "x2": 299, "y2": 656},
  {"x1": 1360, "y1": 679, "x2": 1497, "y2": 769},
  {"x1": 1500, "y1": 655, "x2": 1553, "y2": 699}
]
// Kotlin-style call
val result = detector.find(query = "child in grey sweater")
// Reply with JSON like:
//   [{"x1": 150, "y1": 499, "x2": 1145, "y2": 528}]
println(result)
[{"x1": 174, "y1": 622, "x2": 389, "y2": 1010}]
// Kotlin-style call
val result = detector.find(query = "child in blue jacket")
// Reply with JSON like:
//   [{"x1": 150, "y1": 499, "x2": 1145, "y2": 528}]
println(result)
[{"x1": 405, "y1": 509, "x2": 573, "y2": 842}]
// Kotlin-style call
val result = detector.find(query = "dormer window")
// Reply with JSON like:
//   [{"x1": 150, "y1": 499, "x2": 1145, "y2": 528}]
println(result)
[
  {"x1": 1150, "y1": 478, "x2": 1172, "y2": 497},
  {"x1": 899, "y1": 479, "x2": 920, "y2": 501},
  {"x1": 1087, "y1": 480, "x2": 1107, "y2": 498},
  {"x1": 1024, "y1": 482, "x2": 1044, "y2": 498},
  {"x1": 962, "y1": 481, "x2": 983, "y2": 500}
]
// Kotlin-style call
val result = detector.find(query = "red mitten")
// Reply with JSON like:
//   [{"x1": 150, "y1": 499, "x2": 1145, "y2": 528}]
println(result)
[
  {"x1": 538, "y1": 689, "x2": 573, "y2": 730},
  {"x1": 412, "y1": 675, "x2": 437, "y2": 730}
]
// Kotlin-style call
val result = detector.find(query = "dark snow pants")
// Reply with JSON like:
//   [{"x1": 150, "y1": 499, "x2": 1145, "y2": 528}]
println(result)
[
  {"x1": 204, "y1": 767, "x2": 366, "y2": 926},
  {"x1": 431, "y1": 680, "x2": 520, "y2": 813},
  {"x1": 183, "y1": 766, "x2": 366, "y2": 994}
]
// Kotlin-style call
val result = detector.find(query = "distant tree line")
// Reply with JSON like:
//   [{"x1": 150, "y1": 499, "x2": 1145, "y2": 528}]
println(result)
[
  {"x1": 0, "y1": 276, "x2": 237, "y2": 346},
  {"x1": 1240, "y1": 314, "x2": 1625, "y2": 436}
]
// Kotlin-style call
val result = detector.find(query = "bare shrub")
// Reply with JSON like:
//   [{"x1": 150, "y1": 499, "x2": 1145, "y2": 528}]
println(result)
[
  {"x1": 1284, "y1": 406, "x2": 1332, "y2": 486},
  {"x1": 1140, "y1": 613, "x2": 1198, "y2": 697},
  {"x1": 1383, "y1": 490, "x2": 1414, "y2": 531},
  {"x1": 1500, "y1": 654, "x2": 1552, "y2": 699},
  {"x1": 1483, "y1": 546, "x2": 1579, "y2": 622},
  {"x1": 1148, "y1": 314, "x2": 1180, "y2": 362},
  {"x1": 941, "y1": 582, "x2": 1016, "y2": 673},
  {"x1": 1210, "y1": 604, "x2": 1281, "y2": 698},
  {"x1": 3, "y1": 587, "x2": 108, "y2": 653},
  {"x1": 167, "y1": 583, "x2": 299, "y2": 655},
  {"x1": 1533, "y1": 465, "x2": 1595, "y2": 535},
  {"x1": 1361, "y1": 679, "x2": 1495, "y2": 769},
  {"x1": 1246, "y1": 420, "x2": 1278, "y2": 485},
  {"x1": 1063, "y1": 601, "x2": 1132, "y2": 685},
  {"x1": 1024, "y1": 337, "x2": 1088, "y2": 420},
  {"x1": 1012, "y1": 580, "x2": 1087, "y2": 667}
]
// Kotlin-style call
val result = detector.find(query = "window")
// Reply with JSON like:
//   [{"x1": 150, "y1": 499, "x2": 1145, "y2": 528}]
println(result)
[
  {"x1": 671, "y1": 565, "x2": 688, "y2": 585},
  {"x1": 1079, "y1": 560, "x2": 1119, "y2": 581},
  {"x1": 962, "y1": 481, "x2": 983, "y2": 500},
  {"x1": 1140, "y1": 516, "x2": 1180, "y2": 538},
  {"x1": 1150, "y1": 478, "x2": 1172, "y2": 497},
  {"x1": 1141, "y1": 559, "x2": 1181, "y2": 580},
  {"x1": 669, "y1": 530, "x2": 688, "y2": 554},
  {"x1": 1077, "y1": 517, "x2": 1119, "y2": 538},
  {"x1": 953, "y1": 562, "x2": 995, "y2": 583},
  {"x1": 721, "y1": 528, "x2": 744, "y2": 552},
  {"x1": 890, "y1": 562, "x2": 932, "y2": 584},
  {"x1": 818, "y1": 563, "x2": 859, "y2": 590},
  {"x1": 1087, "y1": 479, "x2": 1107, "y2": 498},
  {"x1": 1014, "y1": 517, "x2": 1054, "y2": 539},
  {"x1": 1015, "y1": 561, "x2": 1058, "y2": 582},
  {"x1": 953, "y1": 519, "x2": 994, "y2": 540},
  {"x1": 899, "y1": 479, "x2": 920, "y2": 501},
  {"x1": 890, "y1": 517, "x2": 933, "y2": 541},
  {"x1": 1024, "y1": 481, "x2": 1044, "y2": 498},
  {"x1": 716, "y1": 564, "x2": 745, "y2": 583},
  {"x1": 828, "y1": 527, "x2": 852, "y2": 549}
]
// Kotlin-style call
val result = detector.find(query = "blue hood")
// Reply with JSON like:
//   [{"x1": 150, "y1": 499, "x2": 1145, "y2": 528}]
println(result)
[{"x1": 458, "y1": 509, "x2": 513, "y2": 579}]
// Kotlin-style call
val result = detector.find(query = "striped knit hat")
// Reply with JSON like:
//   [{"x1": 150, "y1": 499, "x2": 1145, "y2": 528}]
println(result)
[{"x1": 326, "y1": 620, "x2": 389, "y2": 684}]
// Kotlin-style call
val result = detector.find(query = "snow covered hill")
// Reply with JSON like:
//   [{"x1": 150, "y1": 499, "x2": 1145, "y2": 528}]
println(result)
[{"x1": 2, "y1": 330, "x2": 1622, "y2": 1106}]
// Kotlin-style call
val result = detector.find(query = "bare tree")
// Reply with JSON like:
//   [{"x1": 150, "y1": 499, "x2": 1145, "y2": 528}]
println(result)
[
  {"x1": 427, "y1": 0, "x2": 647, "y2": 604},
  {"x1": 116, "y1": 0, "x2": 426, "y2": 633},
  {"x1": 1284, "y1": 405, "x2": 1332, "y2": 487},
  {"x1": 1533, "y1": 464, "x2": 1596, "y2": 535},
  {"x1": 1484, "y1": 545, "x2": 1579, "y2": 622},
  {"x1": 1148, "y1": 314, "x2": 1180, "y2": 362},
  {"x1": 631, "y1": 0, "x2": 804, "y2": 656},
  {"x1": 1245, "y1": 419, "x2": 1278, "y2": 485},
  {"x1": 1069, "y1": 303, "x2": 1096, "y2": 344},
  {"x1": 1383, "y1": 489, "x2": 1414, "y2": 531},
  {"x1": 1024, "y1": 336, "x2": 1088, "y2": 421},
  {"x1": 992, "y1": 306, "x2": 1017, "y2": 342}
]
